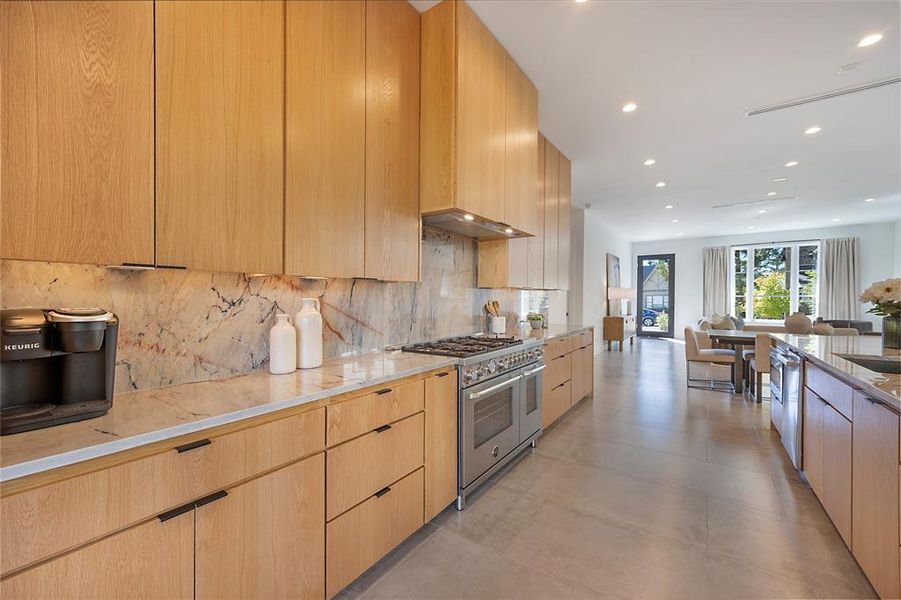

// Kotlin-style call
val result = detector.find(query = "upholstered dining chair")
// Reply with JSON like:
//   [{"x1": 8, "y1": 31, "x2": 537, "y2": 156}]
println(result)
[{"x1": 684, "y1": 327, "x2": 736, "y2": 392}]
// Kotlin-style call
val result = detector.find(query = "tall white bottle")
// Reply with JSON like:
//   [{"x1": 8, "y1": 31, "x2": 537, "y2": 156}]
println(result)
[
  {"x1": 269, "y1": 313, "x2": 297, "y2": 375},
  {"x1": 295, "y1": 298, "x2": 323, "y2": 369}
]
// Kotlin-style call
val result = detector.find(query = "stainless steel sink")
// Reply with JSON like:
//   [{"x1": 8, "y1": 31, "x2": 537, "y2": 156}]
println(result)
[{"x1": 835, "y1": 354, "x2": 901, "y2": 374}]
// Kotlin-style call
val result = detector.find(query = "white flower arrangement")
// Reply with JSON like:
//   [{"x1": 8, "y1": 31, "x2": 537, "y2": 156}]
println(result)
[{"x1": 860, "y1": 278, "x2": 901, "y2": 318}]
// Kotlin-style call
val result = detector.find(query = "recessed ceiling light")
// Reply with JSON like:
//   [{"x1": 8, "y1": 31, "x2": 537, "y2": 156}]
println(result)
[
  {"x1": 748, "y1": 226, "x2": 756, "y2": 230},
  {"x1": 832, "y1": 218, "x2": 841, "y2": 222},
  {"x1": 773, "y1": 177, "x2": 788, "y2": 182},
  {"x1": 643, "y1": 158, "x2": 656, "y2": 166},
  {"x1": 672, "y1": 219, "x2": 679, "y2": 223},
  {"x1": 864, "y1": 197, "x2": 875, "y2": 202},
  {"x1": 575, "y1": 0, "x2": 588, "y2": 3},
  {"x1": 656, "y1": 182, "x2": 666, "y2": 188},
  {"x1": 504, "y1": 227, "x2": 514, "y2": 234},
  {"x1": 758, "y1": 209, "x2": 767, "y2": 214},
  {"x1": 767, "y1": 192, "x2": 777, "y2": 196},
  {"x1": 804, "y1": 126, "x2": 822, "y2": 135},
  {"x1": 665, "y1": 204, "x2": 673, "y2": 209},
  {"x1": 858, "y1": 33, "x2": 883, "y2": 47},
  {"x1": 463, "y1": 214, "x2": 475, "y2": 221},
  {"x1": 784, "y1": 161, "x2": 799, "y2": 167},
  {"x1": 622, "y1": 102, "x2": 638, "y2": 113},
  {"x1": 677, "y1": 232, "x2": 684, "y2": 236}
]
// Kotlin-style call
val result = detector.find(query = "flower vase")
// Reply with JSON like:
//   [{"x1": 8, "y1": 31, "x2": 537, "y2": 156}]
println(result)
[{"x1": 884, "y1": 317, "x2": 901, "y2": 350}]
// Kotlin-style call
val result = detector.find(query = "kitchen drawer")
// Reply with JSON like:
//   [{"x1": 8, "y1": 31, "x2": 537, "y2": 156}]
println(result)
[
  {"x1": 579, "y1": 330, "x2": 593, "y2": 348},
  {"x1": 545, "y1": 337, "x2": 568, "y2": 359},
  {"x1": 542, "y1": 379, "x2": 572, "y2": 429},
  {"x1": 327, "y1": 378, "x2": 424, "y2": 446},
  {"x1": 327, "y1": 413, "x2": 424, "y2": 520},
  {"x1": 806, "y1": 364, "x2": 853, "y2": 421},
  {"x1": 326, "y1": 467, "x2": 424, "y2": 598},
  {"x1": 0, "y1": 408, "x2": 325, "y2": 577},
  {"x1": 545, "y1": 351, "x2": 572, "y2": 390}
]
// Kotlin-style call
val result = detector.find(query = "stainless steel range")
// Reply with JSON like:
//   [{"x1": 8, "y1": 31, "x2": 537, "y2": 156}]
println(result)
[{"x1": 403, "y1": 335, "x2": 544, "y2": 509}]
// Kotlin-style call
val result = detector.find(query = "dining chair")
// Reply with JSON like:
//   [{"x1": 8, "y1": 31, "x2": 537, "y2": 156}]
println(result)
[{"x1": 684, "y1": 327, "x2": 736, "y2": 392}]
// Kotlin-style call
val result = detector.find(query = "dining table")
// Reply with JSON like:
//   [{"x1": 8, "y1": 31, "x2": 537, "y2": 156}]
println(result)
[{"x1": 706, "y1": 329, "x2": 759, "y2": 393}]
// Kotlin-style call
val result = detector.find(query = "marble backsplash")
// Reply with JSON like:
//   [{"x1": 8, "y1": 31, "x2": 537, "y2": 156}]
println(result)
[{"x1": 1, "y1": 228, "x2": 562, "y2": 392}]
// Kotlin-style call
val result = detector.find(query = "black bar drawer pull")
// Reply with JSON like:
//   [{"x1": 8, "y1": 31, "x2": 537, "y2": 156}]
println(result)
[
  {"x1": 374, "y1": 486, "x2": 391, "y2": 498},
  {"x1": 375, "y1": 388, "x2": 392, "y2": 395},
  {"x1": 375, "y1": 424, "x2": 392, "y2": 433},
  {"x1": 175, "y1": 438, "x2": 211, "y2": 453},
  {"x1": 436, "y1": 372, "x2": 450, "y2": 378},
  {"x1": 194, "y1": 490, "x2": 228, "y2": 509},
  {"x1": 158, "y1": 502, "x2": 195, "y2": 523}
]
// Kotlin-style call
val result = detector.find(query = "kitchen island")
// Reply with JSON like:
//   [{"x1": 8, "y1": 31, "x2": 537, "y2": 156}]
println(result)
[{"x1": 771, "y1": 333, "x2": 900, "y2": 599}]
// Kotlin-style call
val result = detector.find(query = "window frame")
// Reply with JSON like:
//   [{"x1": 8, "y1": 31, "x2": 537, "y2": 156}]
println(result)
[{"x1": 729, "y1": 240, "x2": 820, "y2": 322}]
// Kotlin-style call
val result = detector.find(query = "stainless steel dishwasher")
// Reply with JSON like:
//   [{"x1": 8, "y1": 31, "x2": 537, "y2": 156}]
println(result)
[{"x1": 770, "y1": 345, "x2": 802, "y2": 468}]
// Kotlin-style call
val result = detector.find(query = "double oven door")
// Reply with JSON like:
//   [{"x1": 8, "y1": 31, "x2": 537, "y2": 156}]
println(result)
[{"x1": 461, "y1": 363, "x2": 543, "y2": 488}]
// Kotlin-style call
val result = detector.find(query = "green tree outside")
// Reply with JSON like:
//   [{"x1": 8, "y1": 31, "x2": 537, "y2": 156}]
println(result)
[{"x1": 753, "y1": 272, "x2": 790, "y2": 319}]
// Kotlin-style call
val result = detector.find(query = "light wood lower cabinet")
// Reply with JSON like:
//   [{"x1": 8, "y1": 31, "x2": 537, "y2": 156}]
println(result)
[
  {"x1": 571, "y1": 344, "x2": 594, "y2": 404},
  {"x1": 803, "y1": 388, "x2": 826, "y2": 499},
  {"x1": 196, "y1": 455, "x2": 325, "y2": 600},
  {"x1": 327, "y1": 468, "x2": 425, "y2": 598},
  {"x1": 852, "y1": 391, "x2": 900, "y2": 599},
  {"x1": 541, "y1": 331, "x2": 594, "y2": 429},
  {"x1": 823, "y1": 403, "x2": 852, "y2": 546},
  {"x1": 327, "y1": 379, "x2": 424, "y2": 446},
  {"x1": 1, "y1": 512, "x2": 193, "y2": 600},
  {"x1": 543, "y1": 380, "x2": 572, "y2": 429},
  {"x1": 425, "y1": 370, "x2": 458, "y2": 520}
]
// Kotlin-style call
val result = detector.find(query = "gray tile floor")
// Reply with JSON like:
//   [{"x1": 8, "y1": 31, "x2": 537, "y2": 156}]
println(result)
[{"x1": 338, "y1": 338, "x2": 876, "y2": 599}]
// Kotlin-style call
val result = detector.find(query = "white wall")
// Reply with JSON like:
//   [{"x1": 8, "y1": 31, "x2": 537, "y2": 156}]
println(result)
[
  {"x1": 631, "y1": 221, "x2": 898, "y2": 338},
  {"x1": 894, "y1": 219, "x2": 901, "y2": 277},
  {"x1": 579, "y1": 207, "x2": 633, "y2": 349}
]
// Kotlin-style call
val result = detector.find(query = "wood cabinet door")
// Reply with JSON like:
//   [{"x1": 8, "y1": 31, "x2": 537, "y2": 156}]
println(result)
[
  {"x1": 1, "y1": 513, "x2": 193, "y2": 600},
  {"x1": 823, "y1": 404, "x2": 852, "y2": 546},
  {"x1": 1, "y1": 1, "x2": 154, "y2": 266},
  {"x1": 425, "y1": 370, "x2": 458, "y2": 520},
  {"x1": 504, "y1": 55, "x2": 539, "y2": 235},
  {"x1": 557, "y1": 153, "x2": 572, "y2": 291},
  {"x1": 156, "y1": 0, "x2": 284, "y2": 274},
  {"x1": 455, "y1": 0, "x2": 506, "y2": 224},
  {"x1": 195, "y1": 454, "x2": 325, "y2": 600},
  {"x1": 852, "y1": 392, "x2": 901, "y2": 600},
  {"x1": 527, "y1": 133, "x2": 547, "y2": 288},
  {"x1": 364, "y1": 0, "x2": 421, "y2": 282},
  {"x1": 542, "y1": 140, "x2": 560, "y2": 290},
  {"x1": 803, "y1": 388, "x2": 825, "y2": 498},
  {"x1": 285, "y1": 0, "x2": 365, "y2": 278}
]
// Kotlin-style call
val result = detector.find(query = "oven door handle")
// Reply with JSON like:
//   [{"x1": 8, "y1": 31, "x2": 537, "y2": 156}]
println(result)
[
  {"x1": 521, "y1": 364, "x2": 545, "y2": 377},
  {"x1": 469, "y1": 375, "x2": 522, "y2": 400}
]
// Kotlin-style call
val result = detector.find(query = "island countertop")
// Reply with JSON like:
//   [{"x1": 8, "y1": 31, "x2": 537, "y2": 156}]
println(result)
[
  {"x1": 516, "y1": 323, "x2": 594, "y2": 343},
  {"x1": 0, "y1": 351, "x2": 456, "y2": 483},
  {"x1": 770, "y1": 333, "x2": 900, "y2": 412}
]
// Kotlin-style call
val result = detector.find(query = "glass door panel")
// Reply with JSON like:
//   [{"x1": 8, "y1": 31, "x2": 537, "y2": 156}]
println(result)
[{"x1": 637, "y1": 254, "x2": 675, "y2": 337}]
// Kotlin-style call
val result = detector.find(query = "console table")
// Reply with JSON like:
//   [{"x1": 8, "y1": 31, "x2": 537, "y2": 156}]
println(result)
[{"x1": 603, "y1": 315, "x2": 636, "y2": 351}]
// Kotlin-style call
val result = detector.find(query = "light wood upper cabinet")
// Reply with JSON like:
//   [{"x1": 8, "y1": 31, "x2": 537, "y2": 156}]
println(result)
[
  {"x1": 1, "y1": 513, "x2": 193, "y2": 600},
  {"x1": 155, "y1": 0, "x2": 284, "y2": 274},
  {"x1": 528, "y1": 133, "x2": 548, "y2": 289},
  {"x1": 543, "y1": 141, "x2": 560, "y2": 290},
  {"x1": 425, "y1": 370, "x2": 458, "y2": 520},
  {"x1": 285, "y1": 0, "x2": 365, "y2": 279},
  {"x1": 364, "y1": 0, "x2": 421, "y2": 282},
  {"x1": 504, "y1": 55, "x2": 539, "y2": 234},
  {"x1": 1, "y1": 1, "x2": 154, "y2": 266},
  {"x1": 557, "y1": 153, "x2": 572, "y2": 291},
  {"x1": 852, "y1": 392, "x2": 900, "y2": 600},
  {"x1": 195, "y1": 455, "x2": 325, "y2": 600}
]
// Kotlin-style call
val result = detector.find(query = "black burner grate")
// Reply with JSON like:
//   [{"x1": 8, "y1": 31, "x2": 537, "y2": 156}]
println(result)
[{"x1": 401, "y1": 336, "x2": 523, "y2": 358}]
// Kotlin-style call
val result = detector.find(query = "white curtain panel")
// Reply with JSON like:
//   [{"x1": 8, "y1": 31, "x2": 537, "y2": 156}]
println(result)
[
  {"x1": 703, "y1": 246, "x2": 729, "y2": 317},
  {"x1": 821, "y1": 237, "x2": 861, "y2": 320}
]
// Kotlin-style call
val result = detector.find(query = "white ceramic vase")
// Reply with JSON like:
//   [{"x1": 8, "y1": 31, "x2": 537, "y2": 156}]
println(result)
[
  {"x1": 295, "y1": 298, "x2": 323, "y2": 369},
  {"x1": 269, "y1": 313, "x2": 297, "y2": 375}
]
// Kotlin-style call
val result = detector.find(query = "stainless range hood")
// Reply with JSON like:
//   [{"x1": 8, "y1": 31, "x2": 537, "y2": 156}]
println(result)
[{"x1": 421, "y1": 209, "x2": 531, "y2": 240}]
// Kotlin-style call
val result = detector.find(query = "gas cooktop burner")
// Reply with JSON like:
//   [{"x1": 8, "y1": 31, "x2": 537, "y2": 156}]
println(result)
[{"x1": 402, "y1": 335, "x2": 523, "y2": 358}]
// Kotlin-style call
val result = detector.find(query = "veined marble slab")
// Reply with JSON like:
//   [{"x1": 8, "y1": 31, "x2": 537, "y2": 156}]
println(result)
[
  {"x1": 771, "y1": 333, "x2": 900, "y2": 412},
  {"x1": 519, "y1": 323, "x2": 594, "y2": 343},
  {"x1": 0, "y1": 351, "x2": 456, "y2": 483}
]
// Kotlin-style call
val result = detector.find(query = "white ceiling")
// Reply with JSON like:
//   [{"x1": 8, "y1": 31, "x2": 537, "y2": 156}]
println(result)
[{"x1": 410, "y1": 0, "x2": 901, "y2": 242}]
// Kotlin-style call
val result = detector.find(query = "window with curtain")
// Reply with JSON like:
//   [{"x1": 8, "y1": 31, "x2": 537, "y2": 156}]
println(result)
[{"x1": 730, "y1": 241, "x2": 819, "y2": 321}]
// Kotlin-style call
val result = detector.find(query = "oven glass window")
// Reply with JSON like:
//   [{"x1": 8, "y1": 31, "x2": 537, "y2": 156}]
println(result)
[
  {"x1": 473, "y1": 387, "x2": 513, "y2": 448},
  {"x1": 524, "y1": 376, "x2": 538, "y2": 415}
]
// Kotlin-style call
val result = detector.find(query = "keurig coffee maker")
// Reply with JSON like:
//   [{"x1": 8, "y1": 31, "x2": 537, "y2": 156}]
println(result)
[{"x1": 1, "y1": 308, "x2": 118, "y2": 435}]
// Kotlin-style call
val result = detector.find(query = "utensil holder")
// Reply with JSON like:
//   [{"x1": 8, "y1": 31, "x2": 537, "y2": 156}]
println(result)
[{"x1": 488, "y1": 316, "x2": 506, "y2": 335}]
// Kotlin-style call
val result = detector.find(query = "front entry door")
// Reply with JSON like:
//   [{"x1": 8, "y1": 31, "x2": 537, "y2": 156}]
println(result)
[{"x1": 636, "y1": 254, "x2": 675, "y2": 337}]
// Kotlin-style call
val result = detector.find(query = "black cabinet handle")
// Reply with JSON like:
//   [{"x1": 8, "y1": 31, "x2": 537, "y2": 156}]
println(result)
[
  {"x1": 194, "y1": 490, "x2": 228, "y2": 509},
  {"x1": 158, "y1": 490, "x2": 228, "y2": 522},
  {"x1": 375, "y1": 424, "x2": 392, "y2": 433},
  {"x1": 156, "y1": 264, "x2": 187, "y2": 270},
  {"x1": 374, "y1": 486, "x2": 391, "y2": 498},
  {"x1": 375, "y1": 388, "x2": 392, "y2": 395},
  {"x1": 175, "y1": 438, "x2": 211, "y2": 453},
  {"x1": 436, "y1": 372, "x2": 450, "y2": 378}
]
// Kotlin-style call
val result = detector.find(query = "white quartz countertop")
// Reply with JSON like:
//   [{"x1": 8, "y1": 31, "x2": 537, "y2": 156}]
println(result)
[
  {"x1": 770, "y1": 333, "x2": 900, "y2": 412},
  {"x1": 512, "y1": 323, "x2": 594, "y2": 342},
  {"x1": 0, "y1": 351, "x2": 456, "y2": 483}
]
